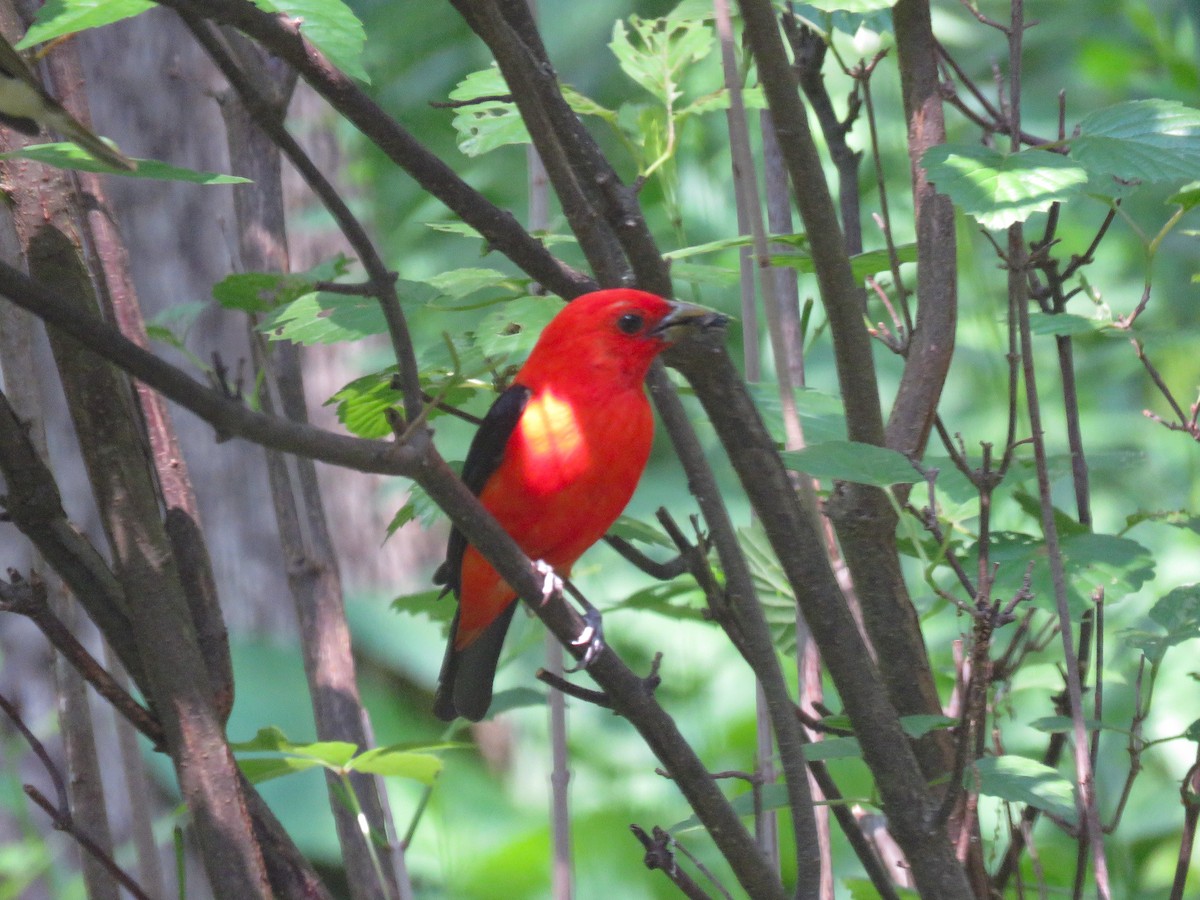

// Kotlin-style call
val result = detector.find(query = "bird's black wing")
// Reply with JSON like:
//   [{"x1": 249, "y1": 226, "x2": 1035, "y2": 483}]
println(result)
[{"x1": 432, "y1": 383, "x2": 531, "y2": 597}]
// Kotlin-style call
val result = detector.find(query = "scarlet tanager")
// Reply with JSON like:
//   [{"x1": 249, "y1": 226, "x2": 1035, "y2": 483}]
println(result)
[{"x1": 433, "y1": 289, "x2": 726, "y2": 721}]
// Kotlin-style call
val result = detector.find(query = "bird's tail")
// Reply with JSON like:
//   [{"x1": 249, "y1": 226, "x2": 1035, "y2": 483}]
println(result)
[{"x1": 433, "y1": 603, "x2": 518, "y2": 722}]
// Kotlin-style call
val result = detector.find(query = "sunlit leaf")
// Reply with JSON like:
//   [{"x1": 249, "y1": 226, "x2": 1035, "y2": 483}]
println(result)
[
  {"x1": 347, "y1": 747, "x2": 442, "y2": 783},
  {"x1": 922, "y1": 144, "x2": 1087, "y2": 230},
  {"x1": 19, "y1": 0, "x2": 152, "y2": 48},
  {"x1": 252, "y1": 0, "x2": 369, "y2": 83},
  {"x1": 1071, "y1": 100, "x2": 1200, "y2": 184},
  {"x1": 970, "y1": 755, "x2": 1077, "y2": 823}
]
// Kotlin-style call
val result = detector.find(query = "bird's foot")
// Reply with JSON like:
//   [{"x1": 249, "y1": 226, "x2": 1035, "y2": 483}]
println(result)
[
  {"x1": 565, "y1": 603, "x2": 605, "y2": 673},
  {"x1": 533, "y1": 559, "x2": 564, "y2": 605},
  {"x1": 531, "y1": 559, "x2": 605, "y2": 672}
]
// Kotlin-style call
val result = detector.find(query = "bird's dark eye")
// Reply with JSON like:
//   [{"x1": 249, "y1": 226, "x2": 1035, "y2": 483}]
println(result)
[{"x1": 617, "y1": 312, "x2": 644, "y2": 335}]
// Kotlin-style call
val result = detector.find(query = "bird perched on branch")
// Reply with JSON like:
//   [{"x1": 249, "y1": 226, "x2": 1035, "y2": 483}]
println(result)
[
  {"x1": 0, "y1": 34, "x2": 136, "y2": 171},
  {"x1": 433, "y1": 288, "x2": 726, "y2": 722}
]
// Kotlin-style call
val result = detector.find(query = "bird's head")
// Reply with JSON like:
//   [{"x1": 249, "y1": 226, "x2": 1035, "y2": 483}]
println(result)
[{"x1": 521, "y1": 289, "x2": 727, "y2": 388}]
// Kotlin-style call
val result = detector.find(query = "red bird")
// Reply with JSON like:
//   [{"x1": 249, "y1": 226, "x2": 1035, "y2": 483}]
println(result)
[{"x1": 433, "y1": 289, "x2": 725, "y2": 721}]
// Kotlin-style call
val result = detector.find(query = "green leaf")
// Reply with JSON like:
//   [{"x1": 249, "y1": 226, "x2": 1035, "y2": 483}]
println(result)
[
  {"x1": 664, "y1": 231, "x2": 807, "y2": 260},
  {"x1": 0, "y1": 144, "x2": 248, "y2": 182},
  {"x1": 426, "y1": 267, "x2": 526, "y2": 301},
  {"x1": 1125, "y1": 509, "x2": 1200, "y2": 534},
  {"x1": 237, "y1": 756, "x2": 323, "y2": 785},
  {"x1": 780, "y1": 441, "x2": 918, "y2": 487},
  {"x1": 18, "y1": 0, "x2": 153, "y2": 48},
  {"x1": 1027, "y1": 311, "x2": 1111, "y2": 337},
  {"x1": 608, "y1": 516, "x2": 675, "y2": 549},
  {"x1": 800, "y1": 0, "x2": 896, "y2": 13},
  {"x1": 922, "y1": 144, "x2": 1087, "y2": 230},
  {"x1": 252, "y1": 0, "x2": 368, "y2": 83},
  {"x1": 969, "y1": 755, "x2": 1077, "y2": 823},
  {"x1": 802, "y1": 736, "x2": 862, "y2": 761},
  {"x1": 449, "y1": 67, "x2": 529, "y2": 157},
  {"x1": 1070, "y1": 100, "x2": 1200, "y2": 184},
  {"x1": 772, "y1": 243, "x2": 918, "y2": 281},
  {"x1": 738, "y1": 522, "x2": 799, "y2": 654},
  {"x1": 347, "y1": 747, "x2": 442, "y2": 783},
  {"x1": 1185, "y1": 718, "x2": 1200, "y2": 742},
  {"x1": 475, "y1": 295, "x2": 563, "y2": 361},
  {"x1": 1028, "y1": 716, "x2": 1108, "y2": 734},
  {"x1": 1169, "y1": 181, "x2": 1200, "y2": 211},
  {"x1": 229, "y1": 726, "x2": 358, "y2": 767},
  {"x1": 620, "y1": 581, "x2": 708, "y2": 622},
  {"x1": 984, "y1": 531, "x2": 1154, "y2": 613},
  {"x1": 747, "y1": 383, "x2": 847, "y2": 446},
  {"x1": 609, "y1": 16, "x2": 713, "y2": 106},
  {"x1": 391, "y1": 589, "x2": 456, "y2": 626},
  {"x1": 1148, "y1": 584, "x2": 1200, "y2": 644},
  {"x1": 262, "y1": 293, "x2": 386, "y2": 345},
  {"x1": 328, "y1": 371, "x2": 404, "y2": 439},
  {"x1": 900, "y1": 715, "x2": 956, "y2": 738}
]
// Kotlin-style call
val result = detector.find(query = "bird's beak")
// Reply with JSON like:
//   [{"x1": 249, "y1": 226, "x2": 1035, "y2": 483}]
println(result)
[{"x1": 650, "y1": 300, "x2": 729, "y2": 341}]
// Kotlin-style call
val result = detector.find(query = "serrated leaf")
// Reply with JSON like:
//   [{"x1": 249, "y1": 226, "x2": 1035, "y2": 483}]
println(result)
[
  {"x1": 449, "y1": 68, "x2": 529, "y2": 157},
  {"x1": 328, "y1": 370, "x2": 404, "y2": 439},
  {"x1": 922, "y1": 144, "x2": 1087, "y2": 230},
  {"x1": 347, "y1": 747, "x2": 442, "y2": 783},
  {"x1": 252, "y1": 0, "x2": 368, "y2": 83},
  {"x1": 781, "y1": 441, "x2": 918, "y2": 487},
  {"x1": 18, "y1": 0, "x2": 153, "y2": 48},
  {"x1": 391, "y1": 589, "x2": 456, "y2": 626},
  {"x1": 970, "y1": 755, "x2": 1077, "y2": 823},
  {"x1": 1071, "y1": 100, "x2": 1200, "y2": 184},
  {"x1": 610, "y1": 16, "x2": 713, "y2": 106},
  {"x1": 0, "y1": 144, "x2": 248, "y2": 181},
  {"x1": 738, "y1": 522, "x2": 798, "y2": 653}
]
